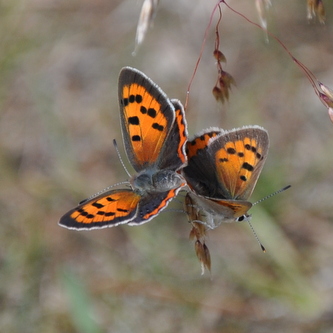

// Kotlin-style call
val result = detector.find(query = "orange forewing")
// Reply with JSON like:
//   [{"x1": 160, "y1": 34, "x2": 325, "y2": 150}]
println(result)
[
  {"x1": 121, "y1": 83, "x2": 168, "y2": 165},
  {"x1": 186, "y1": 130, "x2": 221, "y2": 159},
  {"x1": 215, "y1": 138, "x2": 264, "y2": 199}
]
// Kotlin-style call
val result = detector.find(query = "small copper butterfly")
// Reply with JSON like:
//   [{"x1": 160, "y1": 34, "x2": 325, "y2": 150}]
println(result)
[
  {"x1": 182, "y1": 125, "x2": 269, "y2": 229},
  {"x1": 59, "y1": 67, "x2": 188, "y2": 229}
]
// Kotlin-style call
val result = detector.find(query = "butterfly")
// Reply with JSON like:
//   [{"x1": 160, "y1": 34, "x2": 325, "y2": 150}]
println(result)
[
  {"x1": 182, "y1": 125, "x2": 269, "y2": 229},
  {"x1": 59, "y1": 67, "x2": 188, "y2": 229}
]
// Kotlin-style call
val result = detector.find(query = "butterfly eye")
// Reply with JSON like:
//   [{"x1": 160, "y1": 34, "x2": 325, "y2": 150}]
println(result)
[
  {"x1": 235, "y1": 214, "x2": 251, "y2": 222},
  {"x1": 131, "y1": 173, "x2": 153, "y2": 192}
]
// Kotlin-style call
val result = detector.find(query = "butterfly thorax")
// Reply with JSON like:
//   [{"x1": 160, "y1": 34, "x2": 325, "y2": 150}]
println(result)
[{"x1": 131, "y1": 169, "x2": 185, "y2": 193}]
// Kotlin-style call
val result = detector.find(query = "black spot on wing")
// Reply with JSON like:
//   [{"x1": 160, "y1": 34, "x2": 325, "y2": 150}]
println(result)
[
  {"x1": 152, "y1": 123, "x2": 164, "y2": 131},
  {"x1": 92, "y1": 202, "x2": 104, "y2": 209},
  {"x1": 129, "y1": 95, "x2": 135, "y2": 103},
  {"x1": 227, "y1": 147, "x2": 236, "y2": 154},
  {"x1": 132, "y1": 135, "x2": 141, "y2": 142},
  {"x1": 128, "y1": 116, "x2": 140, "y2": 125},
  {"x1": 147, "y1": 108, "x2": 157, "y2": 118},
  {"x1": 135, "y1": 94, "x2": 142, "y2": 103},
  {"x1": 242, "y1": 162, "x2": 254, "y2": 172}
]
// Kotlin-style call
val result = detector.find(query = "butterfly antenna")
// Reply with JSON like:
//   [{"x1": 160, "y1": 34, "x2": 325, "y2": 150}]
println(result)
[
  {"x1": 113, "y1": 139, "x2": 132, "y2": 178},
  {"x1": 247, "y1": 184, "x2": 291, "y2": 252},
  {"x1": 79, "y1": 181, "x2": 131, "y2": 204},
  {"x1": 253, "y1": 185, "x2": 291, "y2": 206},
  {"x1": 246, "y1": 218, "x2": 266, "y2": 252}
]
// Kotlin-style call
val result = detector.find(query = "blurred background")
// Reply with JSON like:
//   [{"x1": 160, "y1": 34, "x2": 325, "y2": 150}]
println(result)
[{"x1": 1, "y1": 0, "x2": 333, "y2": 332}]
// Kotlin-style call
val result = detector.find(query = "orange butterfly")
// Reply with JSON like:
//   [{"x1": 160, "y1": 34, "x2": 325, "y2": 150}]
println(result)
[
  {"x1": 59, "y1": 67, "x2": 188, "y2": 229},
  {"x1": 183, "y1": 126, "x2": 269, "y2": 228}
]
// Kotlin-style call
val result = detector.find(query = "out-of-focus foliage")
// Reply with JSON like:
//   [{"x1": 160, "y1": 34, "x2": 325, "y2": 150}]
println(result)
[{"x1": 1, "y1": 1, "x2": 333, "y2": 332}]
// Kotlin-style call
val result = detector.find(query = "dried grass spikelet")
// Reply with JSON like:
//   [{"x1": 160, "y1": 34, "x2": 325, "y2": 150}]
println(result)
[
  {"x1": 185, "y1": 193, "x2": 211, "y2": 274},
  {"x1": 212, "y1": 67, "x2": 236, "y2": 103},
  {"x1": 133, "y1": 0, "x2": 159, "y2": 55},
  {"x1": 307, "y1": 0, "x2": 325, "y2": 24},
  {"x1": 255, "y1": 0, "x2": 272, "y2": 30},
  {"x1": 194, "y1": 240, "x2": 211, "y2": 275},
  {"x1": 213, "y1": 49, "x2": 226, "y2": 63},
  {"x1": 318, "y1": 82, "x2": 333, "y2": 123}
]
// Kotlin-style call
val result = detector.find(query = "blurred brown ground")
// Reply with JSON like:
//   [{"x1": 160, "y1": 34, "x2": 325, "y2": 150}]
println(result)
[{"x1": 1, "y1": 1, "x2": 333, "y2": 332}]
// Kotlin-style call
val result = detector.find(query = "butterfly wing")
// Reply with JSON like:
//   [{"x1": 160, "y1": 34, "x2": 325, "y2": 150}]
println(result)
[
  {"x1": 59, "y1": 189, "x2": 140, "y2": 229},
  {"x1": 118, "y1": 67, "x2": 179, "y2": 172},
  {"x1": 211, "y1": 126, "x2": 269, "y2": 200},
  {"x1": 185, "y1": 192, "x2": 252, "y2": 228},
  {"x1": 156, "y1": 99, "x2": 187, "y2": 170},
  {"x1": 129, "y1": 185, "x2": 185, "y2": 225},
  {"x1": 182, "y1": 128, "x2": 224, "y2": 197},
  {"x1": 208, "y1": 197, "x2": 252, "y2": 219}
]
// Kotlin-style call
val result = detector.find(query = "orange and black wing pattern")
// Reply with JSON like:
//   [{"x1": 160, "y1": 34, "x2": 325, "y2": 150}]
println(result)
[
  {"x1": 182, "y1": 128, "x2": 223, "y2": 197},
  {"x1": 156, "y1": 99, "x2": 187, "y2": 171},
  {"x1": 118, "y1": 67, "x2": 176, "y2": 172},
  {"x1": 211, "y1": 126, "x2": 269, "y2": 200},
  {"x1": 59, "y1": 189, "x2": 140, "y2": 229}
]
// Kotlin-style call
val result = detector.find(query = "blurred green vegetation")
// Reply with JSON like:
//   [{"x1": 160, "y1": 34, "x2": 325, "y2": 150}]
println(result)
[{"x1": 1, "y1": 1, "x2": 333, "y2": 332}]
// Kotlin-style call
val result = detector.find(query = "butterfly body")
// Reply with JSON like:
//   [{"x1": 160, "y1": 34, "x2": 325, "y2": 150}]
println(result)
[
  {"x1": 59, "y1": 67, "x2": 188, "y2": 230},
  {"x1": 183, "y1": 125, "x2": 269, "y2": 229},
  {"x1": 131, "y1": 168, "x2": 184, "y2": 193}
]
